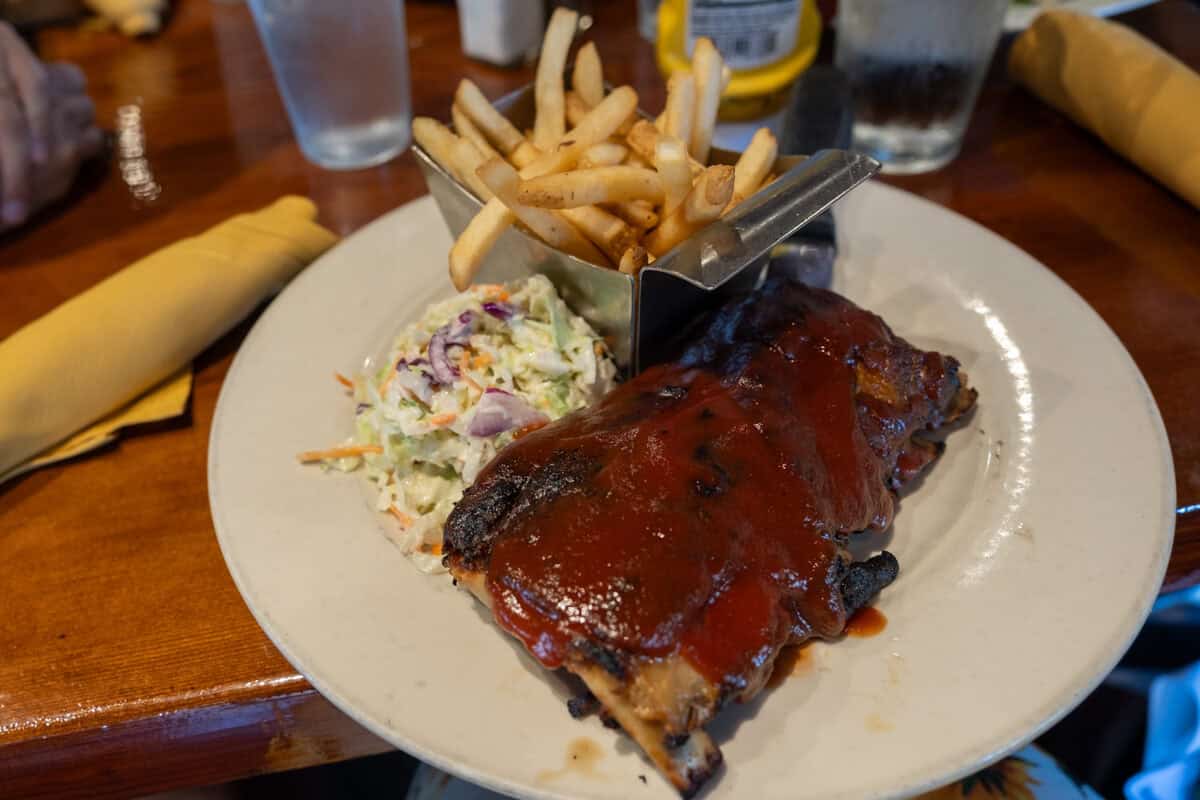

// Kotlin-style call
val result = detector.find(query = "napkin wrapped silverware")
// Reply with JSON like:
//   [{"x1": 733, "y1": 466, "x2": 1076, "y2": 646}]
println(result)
[
  {"x1": 1009, "y1": 9, "x2": 1200, "y2": 209},
  {"x1": 0, "y1": 196, "x2": 337, "y2": 482}
]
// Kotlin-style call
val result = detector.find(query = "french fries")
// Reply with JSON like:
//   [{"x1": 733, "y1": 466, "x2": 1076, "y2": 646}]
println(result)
[
  {"x1": 684, "y1": 165, "x2": 734, "y2": 224},
  {"x1": 412, "y1": 117, "x2": 494, "y2": 201},
  {"x1": 623, "y1": 148, "x2": 652, "y2": 169},
  {"x1": 510, "y1": 141, "x2": 542, "y2": 169},
  {"x1": 454, "y1": 79, "x2": 525, "y2": 156},
  {"x1": 619, "y1": 245, "x2": 649, "y2": 275},
  {"x1": 412, "y1": 117, "x2": 466, "y2": 184},
  {"x1": 607, "y1": 200, "x2": 659, "y2": 230},
  {"x1": 688, "y1": 37, "x2": 723, "y2": 164},
  {"x1": 450, "y1": 198, "x2": 514, "y2": 291},
  {"x1": 517, "y1": 166, "x2": 665, "y2": 208},
  {"x1": 451, "y1": 104, "x2": 499, "y2": 161},
  {"x1": 644, "y1": 165, "x2": 734, "y2": 256},
  {"x1": 564, "y1": 91, "x2": 590, "y2": 128},
  {"x1": 559, "y1": 206, "x2": 639, "y2": 265},
  {"x1": 654, "y1": 136, "x2": 692, "y2": 215},
  {"x1": 521, "y1": 86, "x2": 640, "y2": 178},
  {"x1": 573, "y1": 42, "x2": 604, "y2": 108},
  {"x1": 662, "y1": 72, "x2": 695, "y2": 146},
  {"x1": 627, "y1": 120, "x2": 704, "y2": 178},
  {"x1": 533, "y1": 7, "x2": 578, "y2": 150},
  {"x1": 477, "y1": 157, "x2": 607, "y2": 265},
  {"x1": 421, "y1": 18, "x2": 782, "y2": 288},
  {"x1": 725, "y1": 127, "x2": 778, "y2": 214},
  {"x1": 451, "y1": 138, "x2": 494, "y2": 201},
  {"x1": 581, "y1": 142, "x2": 628, "y2": 168}
]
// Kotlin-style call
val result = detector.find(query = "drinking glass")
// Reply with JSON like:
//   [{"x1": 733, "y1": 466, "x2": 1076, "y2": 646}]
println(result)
[
  {"x1": 638, "y1": 0, "x2": 661, "y2": 42},
  {"x1": 835, "y1": 0, "x2": 1007, "y2": 174},
  {"x1": 248, "y1": 0, "x2": 412, "y2": 170}
]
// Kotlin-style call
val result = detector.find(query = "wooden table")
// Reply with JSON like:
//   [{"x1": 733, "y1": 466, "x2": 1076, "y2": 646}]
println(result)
[{"x1": 1, "y1": 1, "x2": 1197, "y2": 796}]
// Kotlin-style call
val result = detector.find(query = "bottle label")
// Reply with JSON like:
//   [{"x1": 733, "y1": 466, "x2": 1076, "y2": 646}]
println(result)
[{"x1": 686, "y1": 0, "x2": 800, "y2": 71}]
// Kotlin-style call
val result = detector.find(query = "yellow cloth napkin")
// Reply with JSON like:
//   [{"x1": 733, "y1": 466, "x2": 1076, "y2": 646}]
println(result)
[
  {"x1": 0, "y1": 196, "x2": 338, "y2": 483},
  {"x1": 0, "y1": 368, "x2": 193, "y2": 483},
  {"x1": 1009, "y1": 9, "x2": 1200, "y2": 210},
  {"x1": 83, "y1": 0, "x2": 166, "y2": 36}
]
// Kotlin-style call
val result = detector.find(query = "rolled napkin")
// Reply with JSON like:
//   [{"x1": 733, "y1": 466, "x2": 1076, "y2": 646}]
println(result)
[
  {"x1": 1009, "y1": 10, "x2": 1200, "y2": 210},
  {"x1": 83, "y1": 0, "x2": 167, "y2": 36},
  {"x1": 0, "y1": 367, "x2": 194, "y2": 484},
  {"x1": 0, "y1": 196, "x2": 337, "y2": 480}
]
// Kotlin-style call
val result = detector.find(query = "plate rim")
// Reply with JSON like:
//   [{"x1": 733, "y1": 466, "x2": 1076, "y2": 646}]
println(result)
[{"x1": 209, "y1": 186, "x2": 1175, "y2": 800}]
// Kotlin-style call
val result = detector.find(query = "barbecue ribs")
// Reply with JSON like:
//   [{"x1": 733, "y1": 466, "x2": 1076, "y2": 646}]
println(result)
[{"x1": 444, "y1": 278, "x2": 976, "y2": 796}]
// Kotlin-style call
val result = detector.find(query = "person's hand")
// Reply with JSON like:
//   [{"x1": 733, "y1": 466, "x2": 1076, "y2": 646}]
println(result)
[{"x1": 0, "y1": 23, "x2": 104, "y2": 231}]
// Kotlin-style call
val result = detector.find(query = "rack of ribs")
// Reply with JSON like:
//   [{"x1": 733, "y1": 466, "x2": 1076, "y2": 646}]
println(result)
[{"x1": 443, "y1": 277, "x2": 977, "y2": 796}]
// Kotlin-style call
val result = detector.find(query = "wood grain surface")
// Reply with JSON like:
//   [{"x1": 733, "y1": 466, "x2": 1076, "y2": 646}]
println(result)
[{"x1": 1, "y1": 0, "x2": 1197, "y2": 796}]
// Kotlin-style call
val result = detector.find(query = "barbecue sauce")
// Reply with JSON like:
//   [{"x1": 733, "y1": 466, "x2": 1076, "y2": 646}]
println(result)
[
  {"x1": 845, "y1": 606, "x2": 888, "y2": 637},
  {"x1": 473, "y1": 287, "x2": 943, "y2": 689}
]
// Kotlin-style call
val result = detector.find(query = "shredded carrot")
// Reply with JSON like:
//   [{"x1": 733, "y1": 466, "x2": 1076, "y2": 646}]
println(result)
[
  {"x1": 388, "y1": 505, "x2": 413, "y2": 526},
  {"x1": 513, "y1": 420, "x2": 549, "y2": 439},
  {"x1": 428, "y1": 412, "x2": 457, "y2": 426},
  {"x1": 297, "y1": 444, "x2": 382, "y2": 463},
  {"x1": 471, "y1": 352, "x2": 493, "y2": 369},
  {"x1": 379, "y1": 370, "x2": 396, "y2": 397},
  {"x1": 472, "y1": 283, "x2": 509, "y2": 302},
  {"x1": 334, "y1": 372, "x2": 354, "y2": 390},
  {"x1": 461, "y1": 372, "x2": 483, "y2": 393},
  {"x1": 421, "y1": 542, "x2": 443, "y2": 556},
  {"x1": 456, "y1": 353, "x2": 484, "y2": 392}
]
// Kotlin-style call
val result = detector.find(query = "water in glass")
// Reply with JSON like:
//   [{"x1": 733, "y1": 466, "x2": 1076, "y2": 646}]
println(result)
[
  {"x1": 836, "y1": 0, "x2": 1007, "y2": 174},
  {"x1": 249, "y1": 0, "x2": 412, "y2": 170}
]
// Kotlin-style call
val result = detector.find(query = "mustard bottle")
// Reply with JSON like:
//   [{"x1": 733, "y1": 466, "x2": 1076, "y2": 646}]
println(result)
[{"x1": 656, "y1": 0, "x2": 822, "y2": 121}]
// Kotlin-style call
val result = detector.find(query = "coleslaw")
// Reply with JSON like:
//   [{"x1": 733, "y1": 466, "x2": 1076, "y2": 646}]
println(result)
[{"x1": 314, "y1": 275, "x2": 617, "y2": 573}]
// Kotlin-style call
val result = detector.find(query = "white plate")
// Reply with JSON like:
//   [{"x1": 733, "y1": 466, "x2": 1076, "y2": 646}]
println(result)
[
  {"x1": 209, "y1": 185, "x2": 1174, "y2": 800},
  {"x1": 1004, "y1": 0, "x2": 1160, "y2": 31}
]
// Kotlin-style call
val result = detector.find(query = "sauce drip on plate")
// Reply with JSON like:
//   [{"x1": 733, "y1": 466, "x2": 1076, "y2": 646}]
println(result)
[{"x1": 845, "y1": 606, "x2": 888, "y2": 638}]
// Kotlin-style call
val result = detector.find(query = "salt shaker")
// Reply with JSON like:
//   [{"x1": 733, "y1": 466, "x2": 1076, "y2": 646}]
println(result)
[{"x1": 456, "y1": 0, "x2": 544, "y2": 67}]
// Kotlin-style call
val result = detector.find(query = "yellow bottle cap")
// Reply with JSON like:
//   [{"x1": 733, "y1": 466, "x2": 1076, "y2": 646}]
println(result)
[{"x1": 656, "y1": 0, "x2": 823, "y2": 102}]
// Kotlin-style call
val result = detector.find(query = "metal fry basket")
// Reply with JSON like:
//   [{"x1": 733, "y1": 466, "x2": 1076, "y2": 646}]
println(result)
[{"x1": 413, "y1": 82, "x2": 879, "y2": 372}]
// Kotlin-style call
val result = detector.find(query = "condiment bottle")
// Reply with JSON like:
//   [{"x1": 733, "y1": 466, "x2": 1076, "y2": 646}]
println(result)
[{"x1": 656, "y1": 0, "x2": 822, "y2": 121}]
